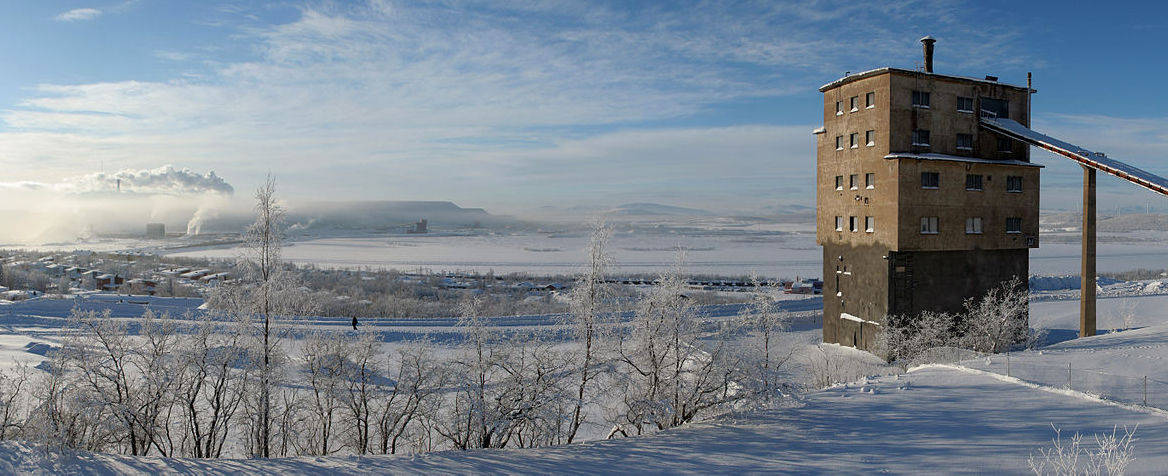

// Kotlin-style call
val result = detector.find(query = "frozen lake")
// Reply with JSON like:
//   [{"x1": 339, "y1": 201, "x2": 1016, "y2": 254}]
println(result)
[{"x1": 165, "y1": 231, "x2": 1168, "y2": 278}]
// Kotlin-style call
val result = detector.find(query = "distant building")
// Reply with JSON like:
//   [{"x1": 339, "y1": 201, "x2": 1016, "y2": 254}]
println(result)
[
  {"x1": 146, "y1": 223, "x2": 166, "y2": 239},
  {"x1": 407, "y1": 219, "x2": 429, "y2": 234},
  {"x1": 816, "y1": 38, "x2": 1039, "y2": 351}
]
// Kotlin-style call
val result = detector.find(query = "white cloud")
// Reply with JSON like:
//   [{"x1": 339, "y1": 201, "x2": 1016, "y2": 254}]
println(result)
[
  {"x1": 7, "y1": 1, "x2": 1040, "y2": 211},
  {"x1": 54, "y1": 8, "x2": 103, "y2": 22}
]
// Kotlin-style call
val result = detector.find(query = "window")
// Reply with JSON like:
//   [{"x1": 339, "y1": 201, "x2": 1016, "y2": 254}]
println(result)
[
  {"x1": 1006, "y1": 217, "x2": 1022, "y2": 234},
  {"x1": 1006, "y1": 175, "x2": 1023, "y2": 192},
  {"x1": 957, "y1": 96, "x2": 974, "y2": 113},
  {"x1": 921, "y1": 172, "x2": 940, "y2": 189},
  {"x1": 850, "y1": 96, "x2": 859, "y2": 112},
  {"x1": 836, "y1": 135, "x2": 844, "y2": 150},
  {"x1": 865, "y1": 216, "x2": 875, "y2": 233},
  {"x1": 966, "y1": 217, "x2": 983, "y2": 234},
  {"x1": 956, "y1": 133, "x2": 973, "y2": 150},
  {"x1": 865, "y1": 172, "x2": 875, "y2": 189},
  {"x1": 920, "y1": 216, "x2": 939, "y2": 234},
  {"x1": 836, "y1": 101, "x2": 843, "y2": 115},
  {"x1": 912, "y1": 90, "x2": 930, "y2": 108},
  {"x1": 849, "y1": 174, "x2": 859, "y2": 190},
  {"x1": 865, "y1": 92, "x2": 875, "y2": 108},
  {"x1": 835, "y1": 175, "x2": 844, "y2": 190},
  {"x1": 997, "y1": 137, "x2": 1012, "y2": 153},
  {"x1": 835, "y1": 216, "x2": 844, "y2": 231},
  {"x1": 912, "y1": 129, "x2": 930, "y2": 146},
  {"x1": 849, "y1": 216, "x2": 858, "y2": 232},
  {"x1": 865, "y1": 130, "x2": 875, "y2": 146},
  {"x1": 965, "y1": 174, "x2": 983, "y2": 191},
  {"x1": 849, "y1": 132, "x2": 859, "y2": 148},
  {"x1": 980, "y1": 97, "x2": 1008, "y2": 118}
]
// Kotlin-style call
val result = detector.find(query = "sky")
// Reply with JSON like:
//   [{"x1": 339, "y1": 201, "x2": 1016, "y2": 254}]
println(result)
[{"x1": 2, "y1": 0, "x2": 1168, "y2": 216}]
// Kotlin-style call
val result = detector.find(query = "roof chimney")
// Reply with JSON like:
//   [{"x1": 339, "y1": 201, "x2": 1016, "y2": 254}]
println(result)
[{"x1": 920, "y1": 36, "x2": 936, "y2": 73}]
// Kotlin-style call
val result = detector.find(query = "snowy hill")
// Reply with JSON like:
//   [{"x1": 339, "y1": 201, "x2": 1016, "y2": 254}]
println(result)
[{"x1": 607, "y1": 202, "x2": 714, "y2": 217}]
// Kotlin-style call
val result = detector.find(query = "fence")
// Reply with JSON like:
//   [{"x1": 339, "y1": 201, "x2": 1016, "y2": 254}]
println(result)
[{"x1": 958, "y1": 354, "x2": 1168, "y2": 411}]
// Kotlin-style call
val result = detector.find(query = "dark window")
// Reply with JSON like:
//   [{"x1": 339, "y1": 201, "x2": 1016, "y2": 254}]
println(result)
[
  {"x1": 836, "y1": 101, "x2": 843, "y2": 115},
  {"x1": 956, "y1": 133, "x2": 973, "y2": 150},
  {"x1": 1006, "y1": 175, "x2": 1023, "y2": 192},
  {"x1": 865, "y1": 216, "x2": 875, "y2": 232},
  {"x1": 980, "y1": 97, "x2": 1009, "y2": 118},
  {"x1": 912, "y1": 129, "x2": 930, "y2": 146},
  {"x1": 865, "y1": 92, "x2": 875, "y2": 108},
  {"x1": 849, "y1": 216, "x2": 858, "y2": 232},
  {"x1": 1006, "y1": 217, "x2": 1022, "y2": 234},
  {"x1": 965, "y1": 174, "x2": 983, "y2": 191},
  {"x1": 921, "y1": 172, "x2": 940, "y2": 189},
  {"x1": 835, "y1": 216, "x2": 844, "y2": 231},
  {"x1": 849, "y1": 174, "x2": 859, "y2": 189},
  {"x1": 912, "y1": 91, "x2": 930, "y2": 107},
  {"x1": 865, "y1": 173, "x2": 875, "y2": 189},
  {"x1": 835, "y1": 175, "x2": 844, "y2": 190},
  {"x1": 957, "y1": 96, "x2": 974, "y2": 112},
  {"x1": 850, "y1": 96, "x2": 859, "y2": 111},
  {"x1": 850, "y1": 133, "x2": 859, "y2": 148},
  {"x1": 836, "y1": 136, "x2": 844, "y2": 149},
  {"x1": 920, "y1": 216, "x2": 939, "y2": 234},
  {"x1": 997, "y1": 137, "x2": 1013, "y2": 153},
  {"x1": 865, "y1": 130, "x2": 875, "y2": 146}
]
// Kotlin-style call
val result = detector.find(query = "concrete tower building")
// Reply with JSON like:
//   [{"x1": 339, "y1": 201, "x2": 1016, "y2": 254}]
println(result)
[{"x1": 815, "y1": 38, "x2": 1041, "y2": 350}]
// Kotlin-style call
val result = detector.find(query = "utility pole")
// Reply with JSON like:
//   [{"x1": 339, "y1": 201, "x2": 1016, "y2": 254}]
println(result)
[{"x1": 1081, "y1": 165, "x2": 1097, "y2": 337}]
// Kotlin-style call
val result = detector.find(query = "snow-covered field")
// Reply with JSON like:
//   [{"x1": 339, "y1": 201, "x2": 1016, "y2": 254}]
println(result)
[
  {"x1": 162, "y1": 231, "x2": 1168, "y2": 277},
  {"x1": 1, "y1": 291, "x2": 1168, "y2": 473}
]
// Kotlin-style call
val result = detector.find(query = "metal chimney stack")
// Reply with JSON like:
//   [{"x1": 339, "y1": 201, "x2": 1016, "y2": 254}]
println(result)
[{"x1": 920, "y1": 36, "x2": 936, "y2": 73}]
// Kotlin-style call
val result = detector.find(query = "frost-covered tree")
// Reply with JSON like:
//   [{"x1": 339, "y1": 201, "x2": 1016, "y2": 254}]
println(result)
[
  {"x1": 58, "y1": 309, "x2": 181, "y2": 456},
  {"x1": 208, "y1": 176, "x2": 317, "y2": 457},
  {"x1": 735, "y1": 277, "x2": 794, "y2": 399},
  {"x1": 564, "y1": 220, "x2": 614, "y2": 443},
  {"x1": 959, "y1": 276, "x2": 1029, "y2": 354},
  {"x1": 611, "y1": 257, "x2": 743, "y2": 435},
  {"x1": 376, "y1": 339, "x2": 444, "y2": 455},
  {"x1": 175, "y1": 312, "x2": 248, "y2": 458}
]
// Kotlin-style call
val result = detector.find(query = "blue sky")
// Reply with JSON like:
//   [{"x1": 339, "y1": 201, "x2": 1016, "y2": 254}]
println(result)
[{"x1": 1, "y1": 0, "x2": 1167, "y2": 214}]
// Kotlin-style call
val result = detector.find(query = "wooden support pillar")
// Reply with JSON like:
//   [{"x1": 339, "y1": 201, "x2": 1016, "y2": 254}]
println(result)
[{"x1": 1081, "y1": 165, "x2": 1097, "y2": 337}]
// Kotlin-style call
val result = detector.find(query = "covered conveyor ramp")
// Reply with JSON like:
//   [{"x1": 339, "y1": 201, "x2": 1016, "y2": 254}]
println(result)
[{"x1": 981, "y1": 116, "x2": 1168, "y2": 337}]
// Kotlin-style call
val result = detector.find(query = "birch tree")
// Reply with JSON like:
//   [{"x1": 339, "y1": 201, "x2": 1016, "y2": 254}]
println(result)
[{"x1": 564, "y1": 220, "x2": 613, "y2": 443}]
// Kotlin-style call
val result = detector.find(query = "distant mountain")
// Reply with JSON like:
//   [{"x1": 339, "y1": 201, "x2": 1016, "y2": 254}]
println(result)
[
  {"x1": 286, "y1": 200, "x2": 502, "y2": 231},
  {"x1": 608, "y1": 203, "x2": 714, "y2": 216}
]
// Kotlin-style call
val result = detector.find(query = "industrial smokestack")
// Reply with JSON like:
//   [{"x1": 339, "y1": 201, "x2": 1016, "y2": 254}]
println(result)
[{"x1": 920, "y1": 36, "x2": 936, "y2": 73}]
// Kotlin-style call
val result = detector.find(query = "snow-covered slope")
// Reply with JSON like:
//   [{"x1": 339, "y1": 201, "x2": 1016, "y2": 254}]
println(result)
[{"x1": 2, "y1": 364, "x2": 1163, "y2": 474}]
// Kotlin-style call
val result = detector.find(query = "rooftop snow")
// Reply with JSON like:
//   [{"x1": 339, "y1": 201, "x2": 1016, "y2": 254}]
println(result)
[
  {"x1": 884, "y1": 152, "x2": 1043, "y2": 168},
  {"x1": 819, "y1": 67, "x2": 1031, "y2": 92}
]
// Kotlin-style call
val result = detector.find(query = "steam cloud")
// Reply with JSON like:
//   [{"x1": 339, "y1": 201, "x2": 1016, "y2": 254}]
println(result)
[{"x1": 0, "y1": 165, "x2": 234, "y2": 196}]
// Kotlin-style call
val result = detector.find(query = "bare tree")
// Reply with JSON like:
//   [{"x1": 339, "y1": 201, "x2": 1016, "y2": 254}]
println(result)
[
  {"x1": 611, "y1": 257, "x2": 743, "y2": 435},
  {"x1": 564, "y1": 220, "x2": 613, "y2": 443},
  {"x1": 736, "y1": 277, "x2": 794, "y2": 399},
  {"x1": 959, "y1": 276, "x2": 1029, "y2": 354},
  {"x1": 301, "y1": 330, "x2": 347, "y2": 455},
  {"x1": 175, "y1": 312, "x2": 248, "y2": 458},
  {"x1": 376, "y1": 339, "x2": 443, "y2": 455},
  {"x1": 208, "y1": 175, "x2": 316, "y2": 457}
]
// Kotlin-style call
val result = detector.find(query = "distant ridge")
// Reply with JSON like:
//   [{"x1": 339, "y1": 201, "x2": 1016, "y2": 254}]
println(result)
[{"x1": 608, "y1": 203, "x2": 714, "y2": 216}]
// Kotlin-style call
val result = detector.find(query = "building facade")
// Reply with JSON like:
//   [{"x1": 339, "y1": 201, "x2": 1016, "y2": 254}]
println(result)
[{"x1": 815, "y1": 65, "x2": 1040, "y2": 351}]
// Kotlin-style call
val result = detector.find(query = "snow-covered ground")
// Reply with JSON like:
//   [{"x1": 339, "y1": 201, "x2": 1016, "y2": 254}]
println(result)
[
  {"x1": 2, "y1": 291, "x2": 1168, "y2": 473},
  {"x1": 161, "y1": 231, "x2": 1168, "y2": 278}
]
